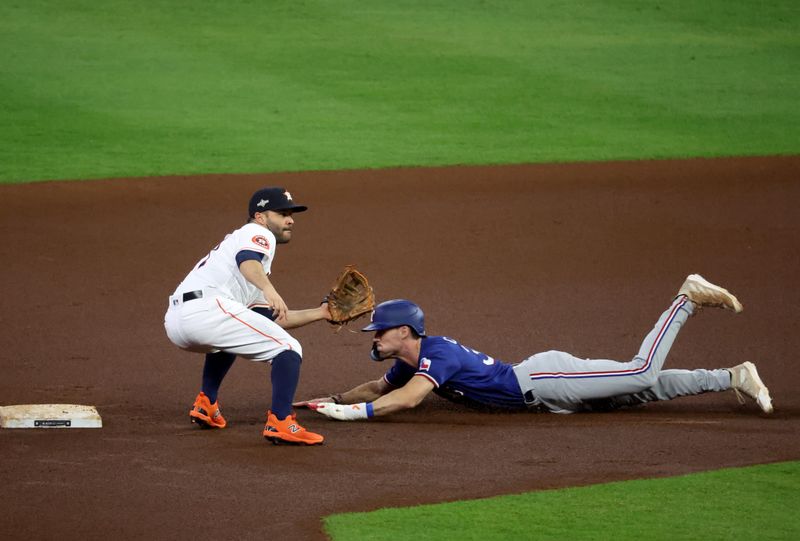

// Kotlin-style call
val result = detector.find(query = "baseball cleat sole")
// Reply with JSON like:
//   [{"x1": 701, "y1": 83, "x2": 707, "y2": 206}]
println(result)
[
  {"x1": 730, "y1": 361, "x2": 773, "y2": 414},
  {"x1": 264, "y1": 434, "x2": 324, "y2": 446}
]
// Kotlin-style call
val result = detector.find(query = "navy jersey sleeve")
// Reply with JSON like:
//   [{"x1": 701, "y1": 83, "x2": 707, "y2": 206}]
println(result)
[
  {"x1": 383, "y1": 360, "x2": 417, "y2": 388},
  {"x1": 235, "y1": 249, "x2": 264, "y2": 266},
  {"x1": 413, "y1": 339, "x2": 463, "y2": 388}
]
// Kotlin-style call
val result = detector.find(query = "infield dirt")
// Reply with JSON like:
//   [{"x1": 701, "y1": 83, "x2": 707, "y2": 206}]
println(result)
[{"x1": 2, "y1": 156, "x2": 799, "y2": 540}]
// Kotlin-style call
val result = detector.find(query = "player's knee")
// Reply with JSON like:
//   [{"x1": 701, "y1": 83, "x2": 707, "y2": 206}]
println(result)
[
  {"x1": 283, "y1": 338, "x2": 302, "y2": 358},
  {"x1": 638, "y1": 370, "x2": 659, "y2": 389}
]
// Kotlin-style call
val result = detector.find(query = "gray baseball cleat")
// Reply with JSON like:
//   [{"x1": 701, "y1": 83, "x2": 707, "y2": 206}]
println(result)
[
  {"x1": 678, "y1": 274, "x2": 743, "y2": 312},
  {"x1": 729, "y1": 362, "x2": 773, "y2": 414}
]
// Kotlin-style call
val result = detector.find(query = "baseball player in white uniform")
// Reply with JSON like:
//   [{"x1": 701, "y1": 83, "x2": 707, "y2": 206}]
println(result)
[{"x1": 164, "y1": 187, "x2": 329, "y2": 445}]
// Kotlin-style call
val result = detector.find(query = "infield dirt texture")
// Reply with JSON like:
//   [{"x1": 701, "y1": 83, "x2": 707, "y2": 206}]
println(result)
[{"x1": 1, "y1": 156, "x2": 799, "y2": 539}]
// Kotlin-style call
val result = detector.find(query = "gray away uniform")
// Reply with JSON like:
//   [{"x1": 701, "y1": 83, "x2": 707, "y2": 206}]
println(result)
[{"x1": 513, "y1": 295, "x2": 731, "y2": 413}]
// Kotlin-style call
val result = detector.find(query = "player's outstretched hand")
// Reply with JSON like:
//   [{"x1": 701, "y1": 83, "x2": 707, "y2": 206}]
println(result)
[
  {"x1": 309, "y1": 402, "x2": 369, "y2": 421},
  {"x1": 293, "y1": 396, "x2": 336, "y2": 408}
]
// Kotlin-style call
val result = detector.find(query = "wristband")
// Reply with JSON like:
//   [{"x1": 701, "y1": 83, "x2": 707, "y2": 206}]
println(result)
[
  {"x1": 331, "y1": 393, "x2": 343, "y2": 404},
  {"x1": 366, "y1": 402, "x2": 374, "y2": 418}
]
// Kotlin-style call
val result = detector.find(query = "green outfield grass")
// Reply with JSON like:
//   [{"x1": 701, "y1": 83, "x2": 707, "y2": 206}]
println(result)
[
  {"x1": 1, "y1": 0, "x2": 798, "y2": 183},
  {"x1": 325, "y1": 461, "x2": 800, "y2": 541}
]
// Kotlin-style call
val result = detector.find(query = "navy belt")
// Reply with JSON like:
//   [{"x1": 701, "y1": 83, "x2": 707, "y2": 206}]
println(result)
[
  {"x1": 182, "y1": 290, "x2": 203, "y2": 302},
  {"x1": 523, "y1": 390, "x2": 549, "y2": 412}
]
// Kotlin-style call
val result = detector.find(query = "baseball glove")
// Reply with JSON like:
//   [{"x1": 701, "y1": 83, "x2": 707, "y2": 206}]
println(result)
[{"x1": 326, "y1": 265, "x2": 375, "y2": 325}]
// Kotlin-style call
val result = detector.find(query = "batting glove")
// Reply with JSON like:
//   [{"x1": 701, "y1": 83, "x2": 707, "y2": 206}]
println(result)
[{"x1": 310, "y1": 402, "x2": 373, "y2": 421}]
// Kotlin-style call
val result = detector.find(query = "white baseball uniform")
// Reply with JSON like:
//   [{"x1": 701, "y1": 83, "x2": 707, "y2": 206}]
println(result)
[{"x1": 164, "y1": 222, "x2": 301, "y2": 362}]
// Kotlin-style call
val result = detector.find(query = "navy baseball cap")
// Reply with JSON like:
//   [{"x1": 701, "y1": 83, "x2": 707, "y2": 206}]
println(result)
[{"x1": 248, "y1": 187, "x2": 308, "y2": 217}]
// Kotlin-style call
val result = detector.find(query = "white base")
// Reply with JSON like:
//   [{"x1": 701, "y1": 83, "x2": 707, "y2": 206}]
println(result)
[{"x1": 0, "y1": 404, "x2": 102, "y2": 429}]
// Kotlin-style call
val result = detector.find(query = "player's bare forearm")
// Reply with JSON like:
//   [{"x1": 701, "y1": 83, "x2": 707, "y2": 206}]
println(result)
[
  {"x1": 339, "y1": 379, "x2": 389, "y2": 403},
  {"x1": 238, "y1": 259, "x2": 271, "y2": 290},
  {"x1": 370, "y1": 376, "x2": 433, "y2": 416},
  {"x1": 280, "y1": 305, "x2": 330, "y2": 329},
  {"x1": 309, "y1": 376, "x2": 435, "y2": 421},
  {"x1": 294, "y1": 378, "x2": 388, "y2": 408},
  {"x1": 239, "y1": 260, "x2": 288, "y2": 320}
]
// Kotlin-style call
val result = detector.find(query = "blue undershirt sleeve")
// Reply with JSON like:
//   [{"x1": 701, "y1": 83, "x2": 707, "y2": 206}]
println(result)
[
  {"x1": 252, "y1": 306, "x2": 277, "y2": 321},
  {"x1": 236, "y1": 249, "x2": 265, "y2": 267}
]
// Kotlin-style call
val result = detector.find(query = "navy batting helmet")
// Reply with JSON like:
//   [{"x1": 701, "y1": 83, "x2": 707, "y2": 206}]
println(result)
[{"x1": 361, "y1": 299, "x2": 425, "y2": 336}]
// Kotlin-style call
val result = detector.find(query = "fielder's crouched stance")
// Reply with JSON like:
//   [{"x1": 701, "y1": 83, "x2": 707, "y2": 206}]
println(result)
[
  {"x1": 165, "y1": 187, "x2": 330, "y2": 445},
  {"x1": 298, "y1": 275, "x2": 773, "y2": 421}
]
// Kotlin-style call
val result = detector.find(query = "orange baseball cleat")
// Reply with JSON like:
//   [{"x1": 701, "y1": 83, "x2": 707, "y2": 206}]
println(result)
[
  {"x1": 263, "y1": 411, "x2": 324, "y2": 445},
  {"x1": 189, "y1": 392, "x2": 227, "y2": 428}
]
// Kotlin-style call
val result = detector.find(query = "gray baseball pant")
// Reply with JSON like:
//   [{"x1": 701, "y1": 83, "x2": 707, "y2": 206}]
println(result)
[{"x1": 513, "y1": 296, "x2": 731, "y2": 413}]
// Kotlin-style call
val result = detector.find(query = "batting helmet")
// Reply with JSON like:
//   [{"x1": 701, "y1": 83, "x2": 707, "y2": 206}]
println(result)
[{"x1": 361, "y1": 299, "x2": 426, "y2": 337}]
